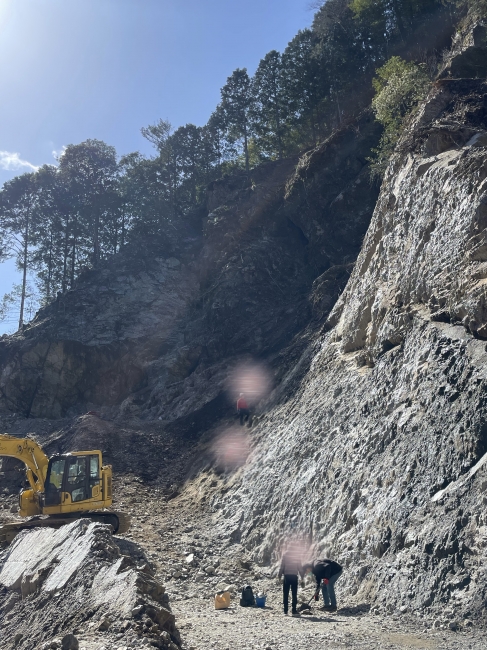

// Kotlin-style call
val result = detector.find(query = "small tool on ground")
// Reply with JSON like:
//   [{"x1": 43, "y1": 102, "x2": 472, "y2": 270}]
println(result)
[{"x1": 298, "y1": 595, "x2": 315, "y2": 612}]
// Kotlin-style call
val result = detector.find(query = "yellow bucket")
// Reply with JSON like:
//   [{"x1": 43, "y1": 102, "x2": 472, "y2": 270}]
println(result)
[{"x1": 215, "y1": 591, "x2": 231, "y2": 610}]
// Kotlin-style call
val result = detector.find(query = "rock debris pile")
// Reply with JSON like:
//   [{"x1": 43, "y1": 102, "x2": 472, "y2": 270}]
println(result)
[{"x1": 0, "y1": 520, "x2": 180, "y2": 650}]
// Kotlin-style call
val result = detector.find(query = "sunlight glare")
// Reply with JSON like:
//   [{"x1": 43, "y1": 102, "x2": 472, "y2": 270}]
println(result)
[{"x1": 0, "y1": 1, "x2": 12, "y2": 33}]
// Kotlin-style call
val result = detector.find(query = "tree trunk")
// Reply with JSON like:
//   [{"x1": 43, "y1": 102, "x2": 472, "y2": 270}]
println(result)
[
  {"x1": 18, "y1": 217, "x2": 29, "y2": 329},
  {"x1": 120, "y1": 207, "x2": 126, "y2": 249},
  {"x1": 62, "y1": 221, "x2": 69, "y2": 293},
  {"x1": 46, "y1": 231, "x2": 53, "y2": 300},
  {"x1": 243, "y1": 125, "x2": 249, "y2": 173},
  {"x1": 70, "y1": 235, "x2": 76, "y2": 288},
  {"x1": 93, "y1": 209, "x2": 100, "y2": 267},
  {"x1": 275, "y1": 109, "x2": 283, "y2": 160}
]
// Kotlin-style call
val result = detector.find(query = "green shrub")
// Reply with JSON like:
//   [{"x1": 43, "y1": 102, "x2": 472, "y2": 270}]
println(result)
[{"x1": 369, "y1": 56, "x2": 430, "y2": 179}]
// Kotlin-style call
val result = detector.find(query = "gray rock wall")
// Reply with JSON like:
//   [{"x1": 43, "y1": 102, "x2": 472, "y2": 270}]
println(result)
[{"x1": 211, "y1": 76, "x2": 487, "y2": 620}]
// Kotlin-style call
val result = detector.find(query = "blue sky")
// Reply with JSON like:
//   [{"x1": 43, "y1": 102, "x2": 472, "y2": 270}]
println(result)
[{"x1": 0, "y1": 0, "x2": 314, "y2": 333}]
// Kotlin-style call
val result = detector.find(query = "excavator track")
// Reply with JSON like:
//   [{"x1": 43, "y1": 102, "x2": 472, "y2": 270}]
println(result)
[{"x1": 0, "y1": 511, "x2": 131, "y2": 546}]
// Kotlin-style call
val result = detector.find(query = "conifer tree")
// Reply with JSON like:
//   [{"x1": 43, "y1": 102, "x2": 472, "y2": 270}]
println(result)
[
  {"x1": 119, "y1": 152, "x2": 168, "y2": 241},
  {"x1": 251, "y1": 51, "x2": 287, "y2": 159},
  {"x1": 0, "y1": 173, "x2": 38, "y2": 328},
  {"x1": 140, "y1": 119, "x2": 172, "y2": 151},
  {"x1": 170, "y1": 124, "x2": 202, "y2": 208},
  {"x1": 207, "y1": 107, "x2": 237, "y2": 173},
  {"x1": 199, "y1": 120, "x2": 221, "y2": 182},
  {"x1": 220, "y1": 69, "x2": 254, "y2": 172},
  {"x1": 31, "y1": 165, "x2": 66, "y2": 300},
  {"x1": 282, "y1": 30, "x2": 325, "y2": 144},
  {"x1": 58, "y1": 140, "x2": 119, "y2": 270}
]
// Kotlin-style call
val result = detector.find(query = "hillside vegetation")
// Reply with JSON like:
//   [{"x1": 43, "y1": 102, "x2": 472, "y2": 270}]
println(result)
[
  {"x1": 3, "y1": 2, "x2": 487, "y2": 649},
  {"x1": 0, "y1": 0, "x2": 475, "y2": 327}
]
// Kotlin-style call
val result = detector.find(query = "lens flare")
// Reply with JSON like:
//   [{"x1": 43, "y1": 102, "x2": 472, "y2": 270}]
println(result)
[
  {"x1": 211, "y1": 427, "x2": 251, "y2": 471},
  {"x1": 227, "y1": 361, "x2": 271, "y2": 405},
  {"x1": 278, "y1": 536, "x2": 311, "y2": 565}
]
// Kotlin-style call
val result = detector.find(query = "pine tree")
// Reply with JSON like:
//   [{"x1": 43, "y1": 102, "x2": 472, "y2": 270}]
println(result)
[
  {"x1": 251, "y1": 51, "x2": 288, "y2": 159},
  {"x1": 0, "y1": 173, "x2": 38, "y2": 328},
  {"x1": 58, "y1": 140, "x2": 119, "y2": 269},
  {"x1": 170, "y1": 124, "x2": 203, "y2": 208},
  {"x1": 119, "y1": 152, "x2": 172, "y2": 242},
  {"x1": 207, "y1": 107, "x2": 237, "y2": 173},
  {"x1": 31, "y1": 165, "x2": 66, "y2": 301},
  {"x1": 282, "y1": 30, "x2": 326, "y2": 144},
  {"x1": 140, "y1": 119, "x2": 172, "y2": 151},
  {"x1": 220, "y1": 69, "x2": 254, "y2": 172}
]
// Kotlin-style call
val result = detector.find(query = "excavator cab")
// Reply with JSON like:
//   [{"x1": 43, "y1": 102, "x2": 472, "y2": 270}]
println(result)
[
  {"x1": 1, "y1": 434, "x2": 126, "y2": 545},
  {"x1": 43, "y1": 451, "x2": 111, "y2": 514}
]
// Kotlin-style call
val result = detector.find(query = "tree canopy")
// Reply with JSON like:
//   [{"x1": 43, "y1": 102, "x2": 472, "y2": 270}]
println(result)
[{"x1": 0, "y1": 0, "x2": 480, "y2": 328}]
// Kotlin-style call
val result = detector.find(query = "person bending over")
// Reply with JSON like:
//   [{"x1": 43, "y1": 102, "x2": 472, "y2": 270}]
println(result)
[{"x1": 303, "y1": 558, "x2": 343, "y2": 612}]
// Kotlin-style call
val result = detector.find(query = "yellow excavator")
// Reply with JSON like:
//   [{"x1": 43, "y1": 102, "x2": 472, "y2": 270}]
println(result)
[{"x1": 0, "y1": 434, "x2": 130, "y2": 545}]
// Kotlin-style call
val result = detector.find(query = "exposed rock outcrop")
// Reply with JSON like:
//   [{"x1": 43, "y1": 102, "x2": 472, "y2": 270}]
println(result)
[
  {"x1": 0, "y1": 520, "x2": 179, "y2": 649},
  {"x1": 0, "y1": 124, "x2": 380, "y2": 425},
  {"x1": 213, "y1": 65, "x2": 487, "y2": 621}
]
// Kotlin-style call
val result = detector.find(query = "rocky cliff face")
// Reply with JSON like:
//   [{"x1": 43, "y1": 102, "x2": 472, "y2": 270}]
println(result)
[
  {"x1": 3, "y1": 15, "x2": 487, "y2": 633},
  {"x1": 0, "y1": 116, "x2": 380, "y2": 425},
  {"x1": 213, "y1": 54, "x2": 487, "y2": 621}
]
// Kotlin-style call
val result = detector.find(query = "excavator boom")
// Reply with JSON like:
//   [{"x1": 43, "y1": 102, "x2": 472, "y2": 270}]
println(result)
[
  {"x1": 0, "y1": 434, "x2": 131, "y2": 544},
  {"x1": 0, "y1": 434, "x2": 50, "y2": 493}
]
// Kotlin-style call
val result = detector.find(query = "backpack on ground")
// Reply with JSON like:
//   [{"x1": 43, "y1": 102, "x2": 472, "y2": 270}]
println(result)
[{"x1": 239, "y1": 585, "x2": 255, "y2": 607}]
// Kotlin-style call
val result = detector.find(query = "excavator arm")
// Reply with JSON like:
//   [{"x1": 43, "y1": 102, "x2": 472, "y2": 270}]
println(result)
[
  {"x1": 0, "y1": 434, "x2": 50, "y2": 493},
  {"x1": 0, "y1": 435, "x2": 131, "y2": 544}
]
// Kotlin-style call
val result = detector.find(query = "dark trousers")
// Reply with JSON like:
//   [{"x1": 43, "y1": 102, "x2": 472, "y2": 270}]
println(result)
[
  {"x1": 283, "y1": 575, "x2": 298, "y2": 613},
  {"x1": 238, "y1": 408, "x2": 250, "y2": 425}
]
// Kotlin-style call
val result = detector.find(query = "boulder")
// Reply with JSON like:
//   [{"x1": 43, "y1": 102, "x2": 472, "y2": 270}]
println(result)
[
  {"x1": 0, "y1": 520, "x2": 179, "y2": 649},
  {"x1": 61, "y1": 635, "x2": 79, "y2": 650}
]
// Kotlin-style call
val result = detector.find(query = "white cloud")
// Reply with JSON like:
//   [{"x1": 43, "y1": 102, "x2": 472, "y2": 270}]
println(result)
[
  {"x1": 52, "y1": 146, "x2": 66, "y2": 161},
  {"x1": 0, "y1": 151, "x2": 39, "y2": 172}
]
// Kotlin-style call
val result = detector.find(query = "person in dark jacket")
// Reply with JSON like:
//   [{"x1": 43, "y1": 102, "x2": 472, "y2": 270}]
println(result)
[
  {"x1": 278, "y1": 544, "x2": 304, "y2": 615},
  {"x1": 303, "y1": 558, "x2": 343, "y2": 611}
]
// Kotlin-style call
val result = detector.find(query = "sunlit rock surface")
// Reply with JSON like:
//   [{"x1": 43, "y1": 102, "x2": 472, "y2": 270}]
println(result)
[
  {"x1": 0, "y1": 520, "x2": 179, "y2": 649},
  {"x1": 214, "y1": 78, "x2": 487, "y2": 620}
]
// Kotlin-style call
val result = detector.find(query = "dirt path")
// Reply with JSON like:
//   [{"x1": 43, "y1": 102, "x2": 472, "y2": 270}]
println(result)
[{"x1": 173, "y1": 598, "x2": 470, "y2": 650}]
